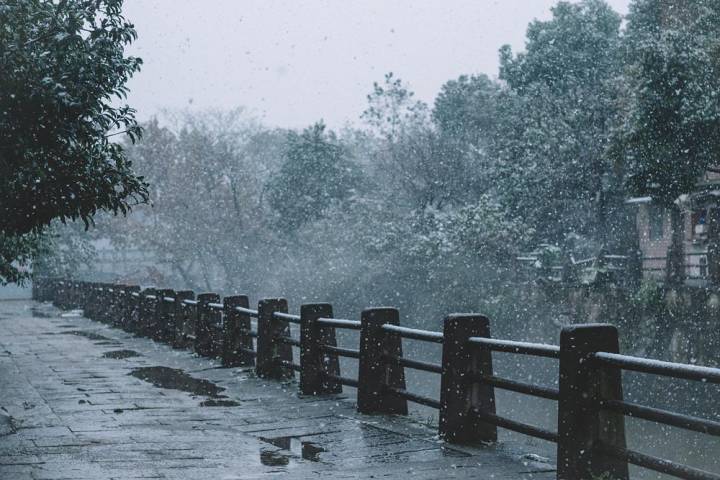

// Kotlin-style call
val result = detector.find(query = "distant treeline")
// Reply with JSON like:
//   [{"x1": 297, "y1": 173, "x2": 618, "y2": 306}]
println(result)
[{"x1": 41, "y1": 0, "x2": 720, "y2": 334}]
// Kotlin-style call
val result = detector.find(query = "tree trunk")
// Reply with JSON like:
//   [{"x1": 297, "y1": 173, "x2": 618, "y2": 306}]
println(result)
[{"x1": 666, "y1": 205, "x2": 684, "y2": 286}]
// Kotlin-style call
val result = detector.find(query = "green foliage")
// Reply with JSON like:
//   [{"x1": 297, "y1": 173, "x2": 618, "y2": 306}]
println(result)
[
  {"x1": 91, "y1": 110, "x2": 285, "y2": 292},
  {"x1": 31, "y1": 222, "x2": 97, "y2": 280},
  {"x1": 631, "y1": 279, "x2": 666, "y2": 314},
  {"x1": 500, "y1": 0, "x2": 622, "y2": 94},
  {"x1": 615, "y1": 0, "x2": 720, "y2": 207},
  {"x1": 41, "y1": 0, "x2": 720, "y2": 342},
  {"x1": 267, "y1": 122, "x2": 361, "y2": 230},
  {"x1": 364, "y1": 72, "x2": 493, "y2": 209},
  {"x1": 375, "y1": 197, "x2": 530, "y2": 267},
  {"x1": 0, "y1": 0, "x2": 147, "y2": 282},
  {"x1": 433, "y1": 74, "x2": 499, "y2": 142},
  {"x1": 495, "y1": 0, "x2": 624, "y2": 246},
  {"x1": 362, "y1": 72, "x2": 428, "y2": 141},
  {"x1": 432, "y1": 74, "x2": 501, "y2": 203},
  {"x1": 0, "y1": 233, "x2": 44, "y2": 285}
]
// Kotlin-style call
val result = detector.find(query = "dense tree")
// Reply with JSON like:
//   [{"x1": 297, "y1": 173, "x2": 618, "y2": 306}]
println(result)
[
  {"x1": 0, "y1": 0, "x2": 146, "y2": 283},
  {"x1": 433, "y1": 74, "x2": 499, "y2": 150},
  {"x1": 267, "y1": 122, "x2": 361, "y2": 230},
  {"x1": 613, "y1": 0, "x2": 720, "y2": 282},
  {"x1": 95, "y1": 111, "x2": 287, "y2": 291},
  {"x1": 361, "y1": 73, "x2": 443, "y2": 209},
  {"x1": 0, "y1": 233, "x2": 43, "y2": 284},
  {"x1": 430, "y1": 74, "x2": 502, "y2": 204},
  {"x1": 617, "y1": 0, "x2": 720, "y2": 206},
  {"x1": 496, "y1": 0, "x2": 623, "y2": 248},
  {"x1": 31, "y1": 222, "x2": 97, "y2": 280},
  {"x1": 41, "y1": 0, "x2": 720, "y2": 339}
]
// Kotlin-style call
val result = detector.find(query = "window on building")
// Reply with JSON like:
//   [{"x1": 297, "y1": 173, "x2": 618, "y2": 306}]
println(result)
[
  {"x1": 649, "y1": 205, "x2": 664, "y2": 241},
  {"x1": 692, "y1": 209, "x2": 707, "y2": 236},
  {"x1": 700, "y1": 256, "x2": 708, "y2": 278}
]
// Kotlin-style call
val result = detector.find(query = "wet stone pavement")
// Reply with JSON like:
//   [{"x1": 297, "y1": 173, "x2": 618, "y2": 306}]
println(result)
[{"x1": 0, "y1": 300, "x2": 556, "y2": 479}]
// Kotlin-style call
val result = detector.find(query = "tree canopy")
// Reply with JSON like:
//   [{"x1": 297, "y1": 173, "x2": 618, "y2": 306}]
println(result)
[
  {"x1": 495, "y1": 0, "x2": 624, "y2": 246},
  {"x1": 0, "y1": 0, "x2": 146, "y2": 282},
  {"x1": 267, "y1": 122, "x2": 361, "y2": 230},
  {"x1": 38, "y1": 0, "x2": 720, "y2": 331},
  {"x1": 616, "y1": 0, "x2": 720, "y2": 207}
]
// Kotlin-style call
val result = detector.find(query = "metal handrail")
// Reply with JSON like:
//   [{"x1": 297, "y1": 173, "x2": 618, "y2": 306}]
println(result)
[
  {"x1": 386, "y1": 386, "x2": 441, "y2": 409},
  {"x1": 467, "y1": 373, "x2": 559, "y2": 401},
  {"x1": 276, "y1": 336, "x2": 301, "y2": 347},
  {"x1": 599, "y1": 399, "x2": 720, "y2": 437},
  {"x1": 239, "y1": 328, "x2": 258, "y2": 338},
  {"x1": 234, "y1": 306, "x2": 259, "y2": 317},
  {"x1": 325, "y1": 373, "x2": 359, "y2": 388},
  {"x1": 593, "y1": 352, "x2": 720, "y2": 384},
  {"x1": 467, "y1": 337, "x2": 560, "y2": 359},
  {"x1": 599, "y1": 442, "x2": 720, "y2": 480},
  {"x1": 272, "y1": 311, "x2": 301, "y2": 323},
  {"x1": 383, "y1": 353, "x2": 442, "y2": 374},
  {"x1": 321, "y1": 345, "x2": 360, "y2": 359},
  {"x1": 473, "y1": 408, "x2": 558, "y2": 443},
  {"x1": 277, "y1": 359, "x2": 302, "y2": 372},
  {"x1": 316, "y1": 317, "x2": 361, "y2": 330},
  {"x1": 381, "y1": 324, "x2": 444, "y2": 343}
]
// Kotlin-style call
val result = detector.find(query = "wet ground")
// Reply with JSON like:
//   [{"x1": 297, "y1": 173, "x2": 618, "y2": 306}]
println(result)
[{"x1": 0, "y1": 300, "x2": 555, "y2": 479}]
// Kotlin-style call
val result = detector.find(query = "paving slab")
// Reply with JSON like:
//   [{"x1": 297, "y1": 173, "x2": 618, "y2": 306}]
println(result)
[{"x1": 0, "y1": 300, "x2": 556, "y2": 479}]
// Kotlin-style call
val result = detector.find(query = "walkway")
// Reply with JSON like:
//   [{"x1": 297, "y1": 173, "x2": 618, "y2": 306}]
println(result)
[{"x1": 0, "y1": 300, "x2": 555, "y2": 479}]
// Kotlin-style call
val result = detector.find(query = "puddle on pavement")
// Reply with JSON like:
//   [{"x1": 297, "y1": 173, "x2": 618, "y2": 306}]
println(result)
[
  {"x1": 199, "y1": 399, "x2": 241, "y2": 407},
  {"x1": 57, "y1": 324, "x2": 77, "y2": 328},
  {"x1": 62, "y1": 330, "x2": 111, "y2": 341},
  {"x1": 30, "y1": 308, "x2": 55, "y2": 318},
  {"x1": 129, "y1": 366, "x2": 226, "y2": 397},
  {"x1": 260, "y1": 449, "x2": 290, "y2": 466},
  {"x1": 103, "y1": 350, "x2": 141, "y2": 359},
  {"x1": 129, "y1": 366, "x2": 245, "y2": 411},
  {"x1": 0, "y1": 413, "x2": 17, "y2": 436},
  {"x1": 301, "y1": 442, "x2": 325, "y2": 461},
  {"x1": 259, "y1": 436, "x2": 326, "y2": 464}
]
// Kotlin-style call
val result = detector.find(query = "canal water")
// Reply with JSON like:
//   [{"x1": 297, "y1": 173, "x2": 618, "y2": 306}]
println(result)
[{"x1": 325, "y1": 325, "x2": 720, "y2": 480}]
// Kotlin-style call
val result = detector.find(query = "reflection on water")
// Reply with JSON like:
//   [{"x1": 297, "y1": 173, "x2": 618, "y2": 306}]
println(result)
[
  {"x1": 264, "y1": 436, "x2": 326, "y2": 461},
  {"x1": 199, "y1": 398, "x2": 241, "y2": 407},
  {"x1": 102, "y1": 349, "x2": 141, "y2": 359},
  {"x1": 61, "y1": 330, "x2": 111, "y2": 341},
  {"x1": 259, "y1": 435, "x2": 326, "y2": 464},
  {"x1": 302, "y1": 442, "x2": 325, "y2": 461},
  {"x1": 260, "y1": 449, "x2": 290, "y2": 466},
  {"x1": 332, "y1": 333, "x2": 720, "y2": 480},
  {"x1": 129, "y1": 365, "x2": 242, "y2": 407},
  {"x1": 129, "y1": 366, "x2": 226, "y2": 397}
]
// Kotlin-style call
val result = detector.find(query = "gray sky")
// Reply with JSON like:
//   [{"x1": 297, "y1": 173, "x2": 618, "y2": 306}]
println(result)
[{"x1": 124, "y1": 0, "x2": 630, "y2": 129}]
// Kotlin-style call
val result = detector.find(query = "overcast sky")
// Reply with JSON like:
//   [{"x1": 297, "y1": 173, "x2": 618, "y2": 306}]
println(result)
[{"x1": 123, "y1": 0, "x2": 630, "y2": 129}]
